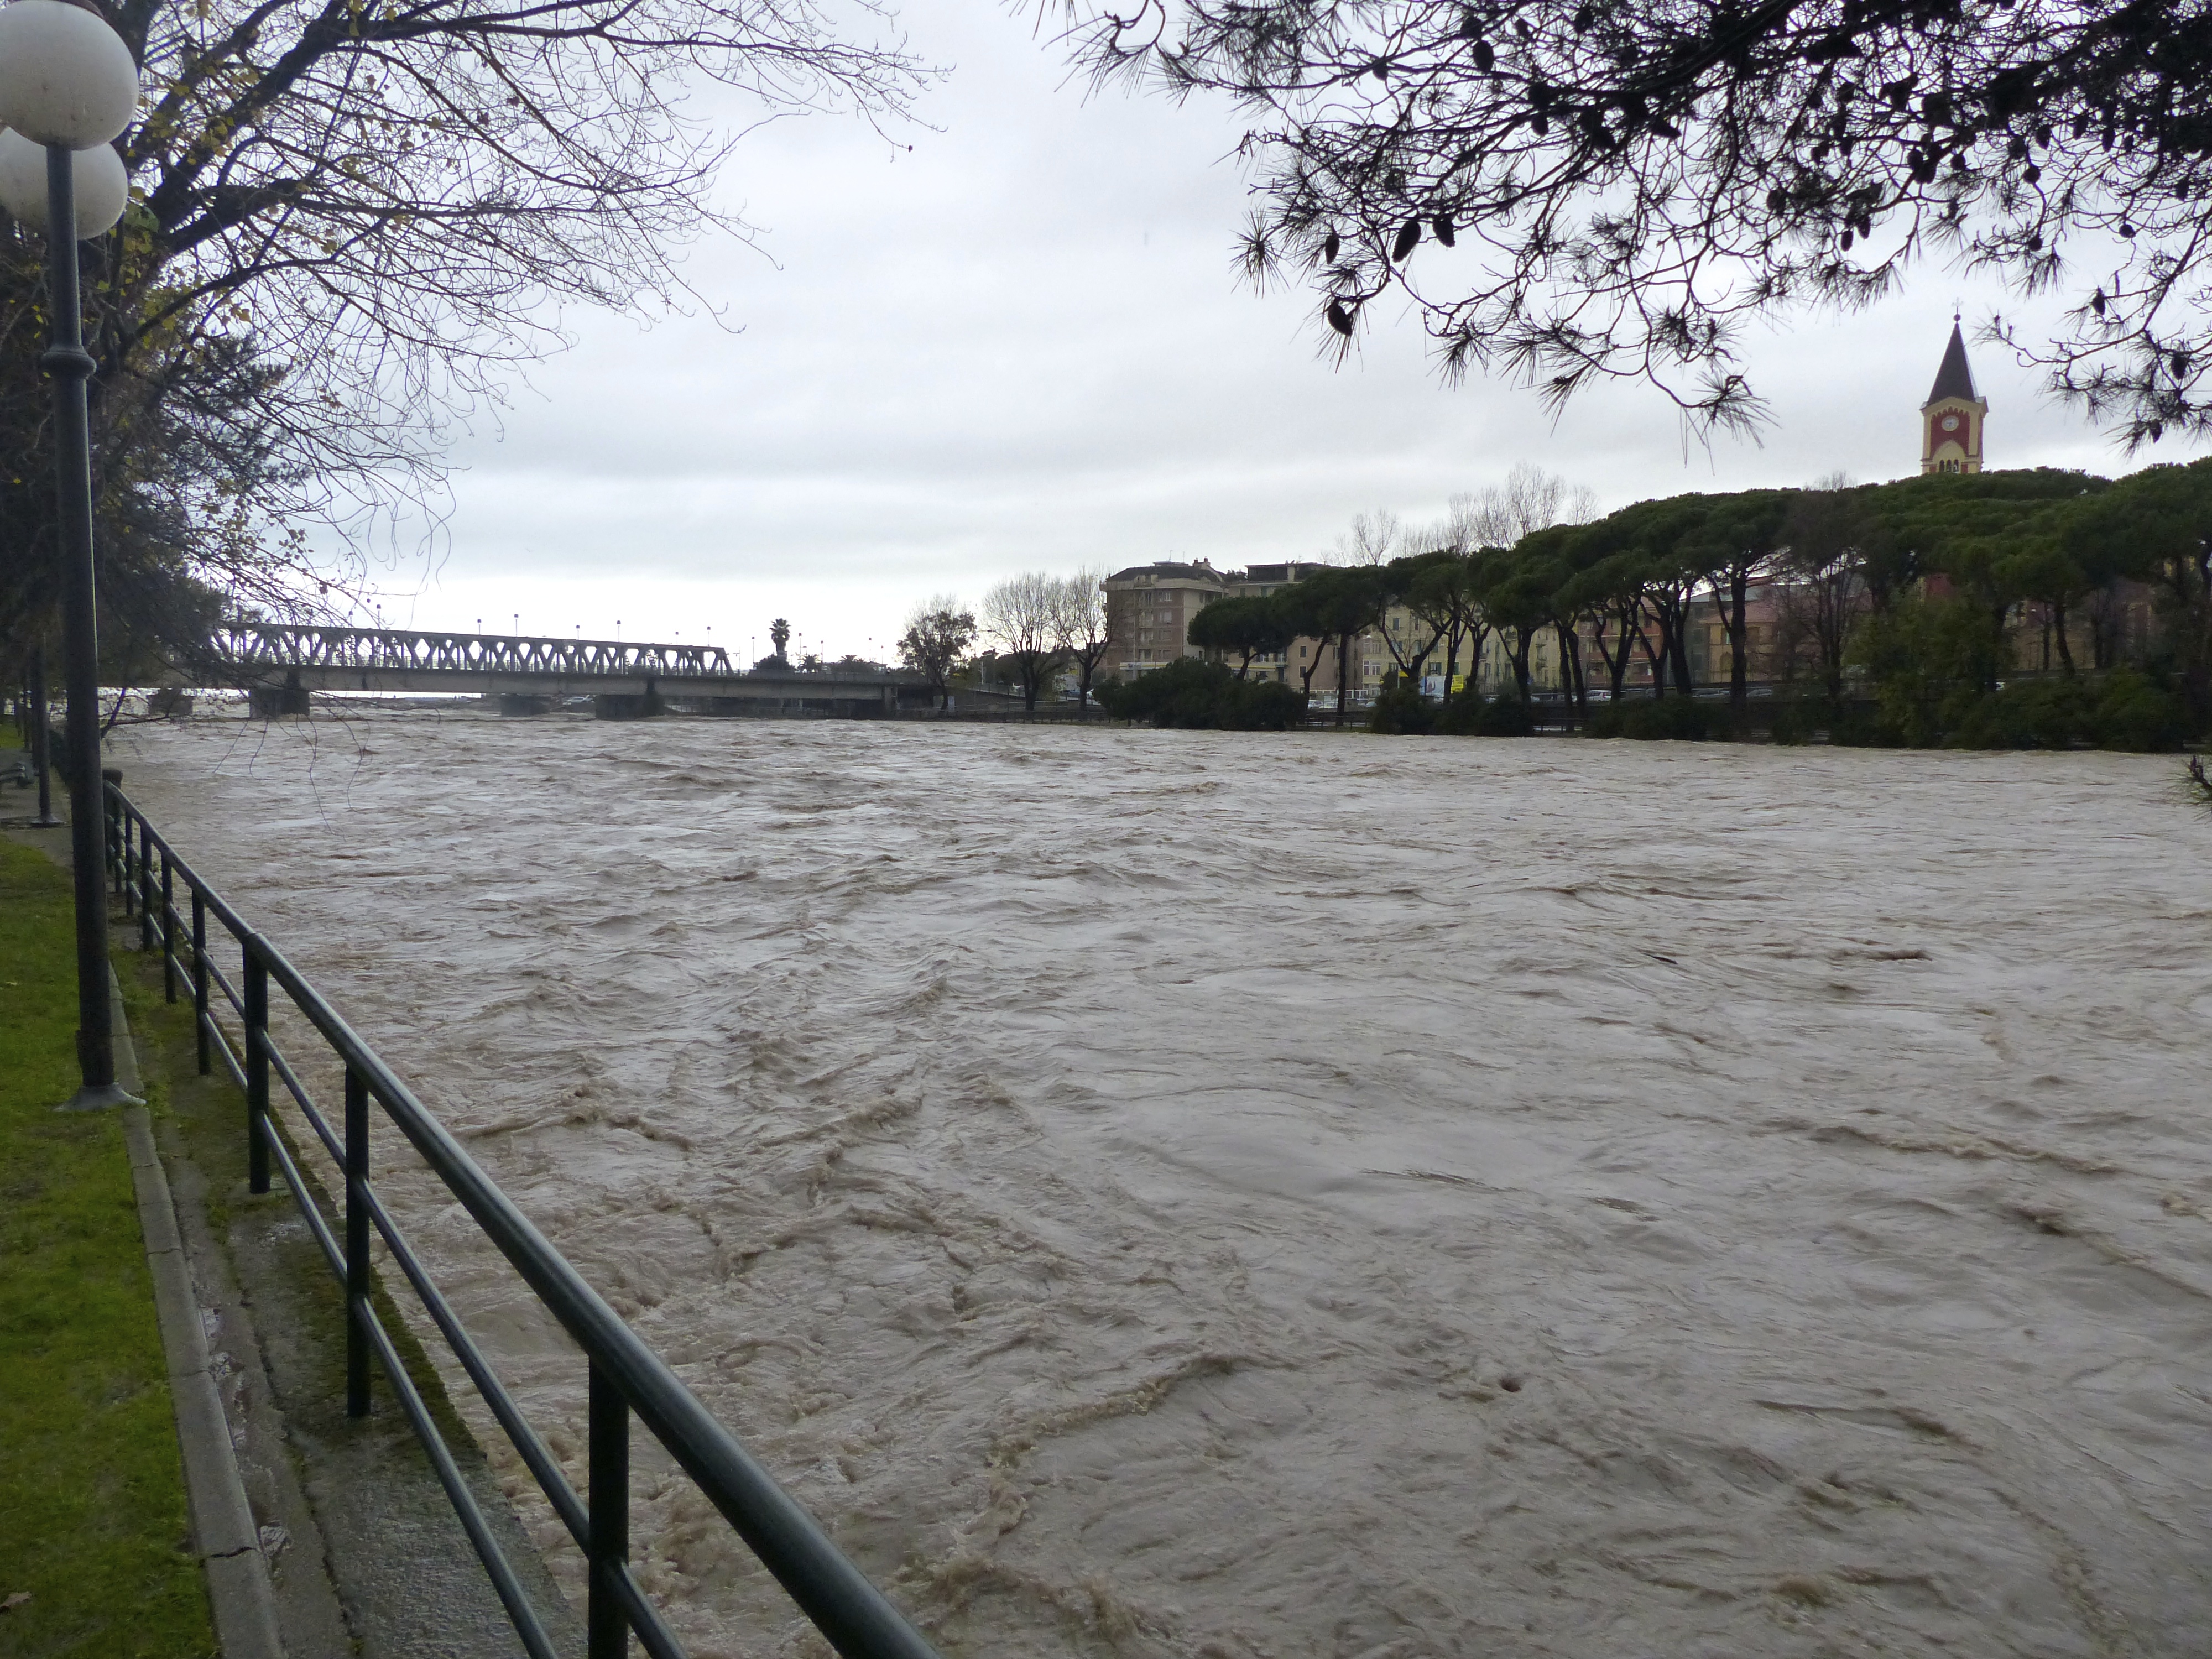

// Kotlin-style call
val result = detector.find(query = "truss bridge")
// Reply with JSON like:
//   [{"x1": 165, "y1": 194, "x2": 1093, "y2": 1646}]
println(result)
[{"x1": 196, "y1": 624, "x2": 933, "y2": 719}]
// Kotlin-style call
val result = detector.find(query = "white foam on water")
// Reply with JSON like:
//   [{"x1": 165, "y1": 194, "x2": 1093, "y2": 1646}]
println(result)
[{"x1": 111, "y1": 713, "x2": 2212, "y2": 1658}]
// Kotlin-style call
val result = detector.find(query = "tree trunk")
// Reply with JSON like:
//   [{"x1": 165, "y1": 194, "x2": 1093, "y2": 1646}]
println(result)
[
  {"x1": 1668, "y1": 606, "x2": 1697, "y2": 697},
  {"x1": 2052, "y1": 602, "x2": 2075, "y2": 674},
  {"x1": 1600, "y1": 609, "x2": 1634, "y2": 700},
  {"x1": 1335, "y1": 630, "x2": 1352, "y2": 726},
  {"x1": 1637, "y1": 612, "x2": 1667, "y2": 698},
  {"x1": 1720, "y1": 570, "x2": 1750, "y2": 720}
]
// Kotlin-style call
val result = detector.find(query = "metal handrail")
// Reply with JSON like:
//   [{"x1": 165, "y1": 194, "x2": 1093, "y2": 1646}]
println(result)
[{"x1": 105, "y1": 782, "x2": 946, "y2": 1659}]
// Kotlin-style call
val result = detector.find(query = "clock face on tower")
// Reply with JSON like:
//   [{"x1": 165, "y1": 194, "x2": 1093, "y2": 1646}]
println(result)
[{"x1": 1939, "y1": 412, "x2": 1963, "y2": 434}]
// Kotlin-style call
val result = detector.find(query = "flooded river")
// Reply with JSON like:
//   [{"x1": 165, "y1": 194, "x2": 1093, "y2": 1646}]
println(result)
[{"x1": 110, "y1": 714, "x2": 2212, "y2": 1659}]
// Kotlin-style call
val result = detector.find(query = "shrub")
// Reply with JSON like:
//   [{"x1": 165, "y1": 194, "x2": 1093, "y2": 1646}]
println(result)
[
  {"x1": 1366, "y1": 686, "x2": 1433, "y2": 735},
  {"x1": 1225, "y1": 680, "x2": 1310, "y2": 731},
  {"x1": 1769, "y1": 693, "x2": 1897, "y2": 747},
  {"x1": 1430, "y1": 687, "x2": 1485, "y2": 734},
  {"x1": 1768, "y1": 695, "x2": 1821, "y2": 745},
  {"x1": 1425, "y1": 687, "x2": 1535, "y2": 737},
  {"x1": 1946, "y1": 676, "x2": 2095, "y2": 749},
  {"x1": 1934, "y1": 670, "x2": 2192, "y2": 752},
  {"x1": 1585, "y1": 697, "x2": 1708, "y2": 740},
  {"x1": 1095, "y1": 659, "x2": 1309, "y2": 730},
  {"x1": 1470, "y1": 694, "x2": 1536, "y2": 735},
  {"x1": 2093, "y1": 669, "x2": 2193, "y2": 752}
]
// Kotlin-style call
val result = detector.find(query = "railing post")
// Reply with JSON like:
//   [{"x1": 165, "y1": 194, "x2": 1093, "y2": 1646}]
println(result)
[
  {"x1": 345, "y1": 1064, "x2": 371, "y2": 1417},
  {"x1": 116, "y1": 801, "x2": 132, "y2": 906},
  {"x1": 160, "y1": 849, "x2": 175, "y2": 1003},
  {"x1": 588, "y1": 1360, "x2": 630, "y2": 1659},
  {"x1": 244, "y1": 951, "x2": 270, "y2": 1194},
  {"x1": 102, "y1": 776, "x2": 119, "y2": 889},
  {"x1": 191, "y1": 893, "x2": 209, "y2": 1076},
  {"x1": 138, "y1": 826, "x2": 155, "y2": 953}
]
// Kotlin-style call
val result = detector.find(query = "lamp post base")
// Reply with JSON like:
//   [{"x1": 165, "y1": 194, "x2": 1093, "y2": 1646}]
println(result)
[{"x1": 60, "y1": 1080, "x2": 142, "y2": 1112}]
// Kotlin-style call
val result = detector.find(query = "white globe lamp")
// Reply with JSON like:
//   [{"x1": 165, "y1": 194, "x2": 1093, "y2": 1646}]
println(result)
[
  {"x1": 0, "y1": 0, "x2": 139, "y2": 149},
  {"x1": 0, "y1": 128, "x2": 126, "y2": 234}
]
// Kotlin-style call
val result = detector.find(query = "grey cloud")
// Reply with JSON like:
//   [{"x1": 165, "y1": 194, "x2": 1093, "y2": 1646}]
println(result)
[{"x1": 362, "y1": 1, "x2": 2192, "y2": 654}]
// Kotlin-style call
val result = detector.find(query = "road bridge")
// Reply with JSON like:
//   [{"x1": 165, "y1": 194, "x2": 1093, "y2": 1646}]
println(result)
[{"x1": 189, "y1": 624, "x2": 938, "y2": 718}]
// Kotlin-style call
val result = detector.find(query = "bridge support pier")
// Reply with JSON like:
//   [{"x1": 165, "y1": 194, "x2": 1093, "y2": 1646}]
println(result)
[
  {"x1": 593, "y1": 691, "x2": 662, "y2": 721},
  {"x1": 248, "y1": 677, "x2": 311, "y2": 720},
  {"x1": 497, "y1": 693, "x2": 554, "y2": 718}
]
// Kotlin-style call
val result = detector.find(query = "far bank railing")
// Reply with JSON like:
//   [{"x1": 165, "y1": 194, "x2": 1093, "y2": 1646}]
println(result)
[{"x1": 103, "y1": 779, "x2": 943, "y2": 1659}]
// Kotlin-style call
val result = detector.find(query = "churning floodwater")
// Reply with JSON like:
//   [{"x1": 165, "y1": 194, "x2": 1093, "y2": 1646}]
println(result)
[{"x1": 109, "y1": 714, "x2": 2212, "y2": 1659}]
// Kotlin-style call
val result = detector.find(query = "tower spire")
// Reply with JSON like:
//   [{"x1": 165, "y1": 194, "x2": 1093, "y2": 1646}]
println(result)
[
  {"x1": 1920, "y1": 319, "x2": 1987, "y2": 474},
  {"x1": 1927, "y1": 320, "x2": 1979, "y2": 405}
]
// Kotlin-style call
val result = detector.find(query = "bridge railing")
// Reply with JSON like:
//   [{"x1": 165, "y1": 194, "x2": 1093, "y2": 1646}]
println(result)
[{"x1": 105, "y1": 781, "x2": 944, "y2": 1659}]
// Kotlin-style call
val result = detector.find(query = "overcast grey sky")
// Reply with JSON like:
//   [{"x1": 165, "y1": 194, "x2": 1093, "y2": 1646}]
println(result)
[{"x1": 360, "y1": 0, "x2": 2204, "y2": 663}]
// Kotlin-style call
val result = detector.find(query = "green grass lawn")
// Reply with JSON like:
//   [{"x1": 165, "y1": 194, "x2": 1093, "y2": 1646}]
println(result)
[{"x1": 0, "y1": 838, "x2": 214, "y2": 1658}]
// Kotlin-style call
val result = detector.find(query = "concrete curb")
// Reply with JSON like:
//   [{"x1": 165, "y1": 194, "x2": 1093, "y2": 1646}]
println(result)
[{"x1": 112, "y1": 977, "x2": 286, "y2": 1659}]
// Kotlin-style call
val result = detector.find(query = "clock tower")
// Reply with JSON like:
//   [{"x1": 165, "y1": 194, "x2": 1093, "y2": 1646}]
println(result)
[{"x1": 1921, "y1": 319, "x2": 1987, "y2": 474}]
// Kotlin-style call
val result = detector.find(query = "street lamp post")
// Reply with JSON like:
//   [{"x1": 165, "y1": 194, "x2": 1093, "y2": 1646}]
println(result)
[{"x1": 0, "y1": 0, "x2": 143, "y2": 1109}]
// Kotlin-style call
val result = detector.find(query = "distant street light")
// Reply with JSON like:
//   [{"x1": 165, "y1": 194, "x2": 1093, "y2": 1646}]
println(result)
[{"x1": 0, "y1": 0, "x2": 144, "y2": 1108}]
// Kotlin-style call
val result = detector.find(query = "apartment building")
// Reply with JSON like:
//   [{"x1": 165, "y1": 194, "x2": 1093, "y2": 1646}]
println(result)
[
  {"x1": 1101, "y1": 559, "x2": 1351, "y2": 689},
  {"x1": 1100, "y1": 560, "x2": 1226, "y2": 679}
]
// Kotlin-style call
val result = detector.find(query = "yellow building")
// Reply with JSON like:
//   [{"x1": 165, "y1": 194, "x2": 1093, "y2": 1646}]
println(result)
[{"x1": 1921, "y1": 320, "x2": 1988, "y2": 474}]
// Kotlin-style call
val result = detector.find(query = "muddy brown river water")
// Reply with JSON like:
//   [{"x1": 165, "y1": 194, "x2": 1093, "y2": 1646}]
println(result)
[{"x1": 109, "y1": 714, "x2": 2212, "y2": 1659}]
